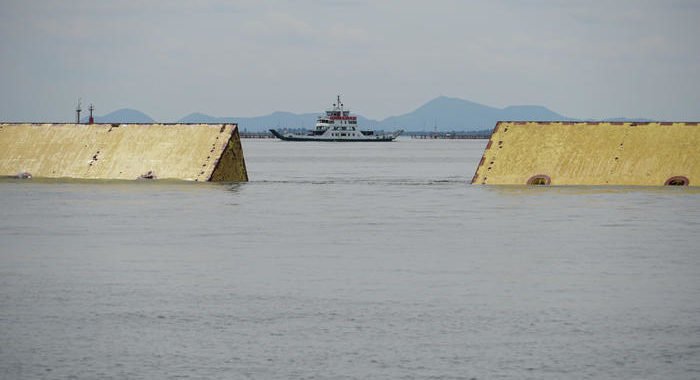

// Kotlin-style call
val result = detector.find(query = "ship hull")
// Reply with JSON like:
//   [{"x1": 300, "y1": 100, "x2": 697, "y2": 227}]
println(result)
[{"x1": 270, "y1": 129, "x2": 402, "y2": 142}]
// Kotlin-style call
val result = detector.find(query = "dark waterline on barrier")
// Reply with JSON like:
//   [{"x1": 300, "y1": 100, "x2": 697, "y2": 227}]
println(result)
[{"x1": 1, "y1": 138, "x2": 699, "y2": 379}]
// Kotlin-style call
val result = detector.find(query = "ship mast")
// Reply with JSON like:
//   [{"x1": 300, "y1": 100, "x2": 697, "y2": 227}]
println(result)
[{"x1": 75, "y1": 98, "x2": 82, "y2": 123}]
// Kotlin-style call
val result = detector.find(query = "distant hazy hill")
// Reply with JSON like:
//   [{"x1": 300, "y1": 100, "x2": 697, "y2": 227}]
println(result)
[
  {"x1": 82, "y1": 108, "x2": 155, "y2": 123},
  {"x1": 378, "y1": 96, "x2": 572, "y2": 131},
  {"x1": 91, "y1": 97, "x2": 648, "y2": 131}
]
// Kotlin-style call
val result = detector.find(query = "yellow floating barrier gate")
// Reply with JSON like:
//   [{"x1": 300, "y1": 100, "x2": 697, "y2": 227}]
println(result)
[
  {"x1": 472, "y1": 121, "x2": 698, "y2": 186},
  {"x1": 0, "y1": 123, "x2": 248, "y2": 182}
]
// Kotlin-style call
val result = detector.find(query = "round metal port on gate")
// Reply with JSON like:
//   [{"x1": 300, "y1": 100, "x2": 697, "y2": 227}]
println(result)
[
  {"x1": 665, "y1": 176, "x2": 689, "y2": 186},
  {"x1": 527, "y1": 175, "x2": 551, "y2": 185}
]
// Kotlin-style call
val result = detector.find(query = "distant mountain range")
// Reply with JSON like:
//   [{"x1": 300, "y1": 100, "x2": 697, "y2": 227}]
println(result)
[
  {"x1": 81, "y1": 108, "x2": 155, "y2": 124},
  {"x1": 377, "y1": 97, "x2": 573, "y2": 131},
  {"x1": 86, "y1": 96, "x2": 650, "y2": 131}
]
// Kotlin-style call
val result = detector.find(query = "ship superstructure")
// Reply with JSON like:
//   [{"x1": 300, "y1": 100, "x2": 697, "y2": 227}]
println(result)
[{"x1": 270, "y1": 96, "x2": 402, "y2": 142}]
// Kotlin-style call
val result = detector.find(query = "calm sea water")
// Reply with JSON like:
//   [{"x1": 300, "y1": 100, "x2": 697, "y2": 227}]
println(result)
[{"x1": 1, "y1": 138, "x2": 699, "y2": 379}]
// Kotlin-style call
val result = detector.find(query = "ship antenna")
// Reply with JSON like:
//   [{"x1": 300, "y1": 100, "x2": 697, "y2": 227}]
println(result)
[{"x1": 75, "y1": 98, "x2": 82, "y2": 124}]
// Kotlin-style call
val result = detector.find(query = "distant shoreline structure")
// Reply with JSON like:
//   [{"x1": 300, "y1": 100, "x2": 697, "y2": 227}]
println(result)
[
  {"x1": 406, "y1": 130, "x2": 491, "y2": 139},
  {"x1": 240, "y1": 129, "x2": 491, "y2": 139}
]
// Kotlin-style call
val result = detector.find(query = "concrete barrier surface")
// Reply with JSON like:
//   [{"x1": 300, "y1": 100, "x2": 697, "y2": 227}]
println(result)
[
  {"x1": 472, "y1": 121, "x2": 698, "y2": 186},
  {"x1": 0, "y1": 123, "x2": 248, "y2": 182}
]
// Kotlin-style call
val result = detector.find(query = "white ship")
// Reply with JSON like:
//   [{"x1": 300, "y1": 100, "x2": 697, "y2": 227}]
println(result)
[{"x1": 270, "y1": 96, "x2": 403, "y2": 142}]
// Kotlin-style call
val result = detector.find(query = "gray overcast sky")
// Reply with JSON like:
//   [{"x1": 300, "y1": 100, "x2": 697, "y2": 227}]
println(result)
[{"x1": 1, "y1": 0, "x2": 698, "y2": 122}]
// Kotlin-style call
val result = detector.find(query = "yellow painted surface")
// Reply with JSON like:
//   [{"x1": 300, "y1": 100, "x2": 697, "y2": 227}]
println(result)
[
  {"x1": 472, "y1": 121, "x2": 699, "y2": 186},
  {"x1": 0, "y1": 123, "x2": 248, "y2": 182},
  {"x1": 210, "y1": 127, "x2": 248, "y2": 182}
]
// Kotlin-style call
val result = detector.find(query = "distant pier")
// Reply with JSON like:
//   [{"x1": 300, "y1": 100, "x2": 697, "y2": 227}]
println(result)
[
  {"x1": 239, "y1": 131, "x2": 491, "y2": 139},
  {"x1": 239, "y1": 131, "x2": 275, "y2": 138},
  {"x1": 409, "y1": 132, "x2": 490, "y2": 139}
]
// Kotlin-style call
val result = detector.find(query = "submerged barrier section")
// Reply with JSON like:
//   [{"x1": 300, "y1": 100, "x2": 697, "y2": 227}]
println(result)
[
  {"x1": 0, "y1": 123, "x2": 248, "y2": 182},
  {"x1": 472, "y1": 121, "x2": 698, "y2": 186}
]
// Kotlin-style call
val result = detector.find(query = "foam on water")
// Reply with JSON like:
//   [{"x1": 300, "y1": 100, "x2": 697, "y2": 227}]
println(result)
[{"x1": 1, "y1": 138, "x2": 699, "y2": 379}]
